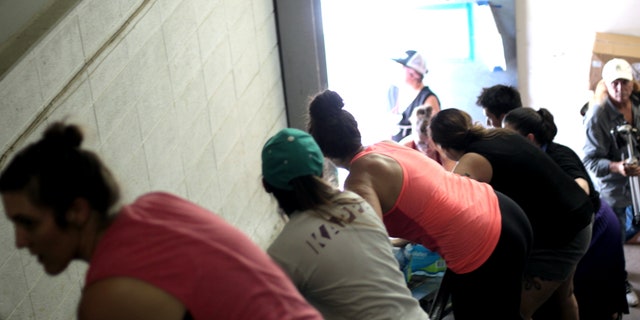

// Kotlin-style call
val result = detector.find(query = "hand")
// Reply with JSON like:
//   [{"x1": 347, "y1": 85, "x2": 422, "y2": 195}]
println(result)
[
  {"x1": 390, "y1": 238, "x2": 410, "y2": 247},
  {"x1": 611, "y1": 161, "x2": 640, "y2": 177},
  {"x1": 623, "y1": 163, "x2": 640, "y2": 177}
]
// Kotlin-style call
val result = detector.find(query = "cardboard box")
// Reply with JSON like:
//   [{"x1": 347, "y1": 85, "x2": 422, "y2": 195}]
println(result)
[{"x1": 589, "y1": 32, "x2": 640, "y2": 90}]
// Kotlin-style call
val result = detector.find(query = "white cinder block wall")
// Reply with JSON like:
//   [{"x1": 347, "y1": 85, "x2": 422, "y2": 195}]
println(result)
[{"x1": 0, "y1": 0, "x2": 286, "y2": 319}]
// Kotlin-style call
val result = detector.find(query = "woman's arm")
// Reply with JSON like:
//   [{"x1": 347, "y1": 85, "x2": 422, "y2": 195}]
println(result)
[
  {"x1": 424, "y1": 95, "x2": 440, "y2": 113},
  {"x1": 390, "y1": 238, "x2": 411, "y2": 247},
  {"x1": 452, "y1": 152, "x2": 493, "y2": 183},
  {"x1": 79, "y1": 277, "x2": 186, "y2": 320},
  {"x1": 345, "y1": 167, "x2": 384, "y2": 220}
]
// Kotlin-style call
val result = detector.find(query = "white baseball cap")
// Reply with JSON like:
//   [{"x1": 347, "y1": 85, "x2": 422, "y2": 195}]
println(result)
[
  {"x1": 602, "y1": 58, "x2": 633, "y2": 84},
  {"x1": 393, "y1": 50, "x2": 428, "y2": 75}
]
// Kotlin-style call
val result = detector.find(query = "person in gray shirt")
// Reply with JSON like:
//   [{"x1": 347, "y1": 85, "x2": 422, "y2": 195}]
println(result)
[{"x1": 582, "y1": 57, "x2": 640, "y2": 307}]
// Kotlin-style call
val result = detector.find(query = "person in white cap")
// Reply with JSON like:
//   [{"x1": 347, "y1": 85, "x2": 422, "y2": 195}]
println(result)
[
  {"x1": 583, "y1": 57, "x2": 640, "y2": 307},
  {"x1": 389, "y1": 50, "x2": 441, "y2": 142}
]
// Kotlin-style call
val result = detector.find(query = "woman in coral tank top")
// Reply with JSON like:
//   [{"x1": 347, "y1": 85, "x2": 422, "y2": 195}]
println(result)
[{"x1": 307, "y1": 90, "x2": 532, "y2": 320}]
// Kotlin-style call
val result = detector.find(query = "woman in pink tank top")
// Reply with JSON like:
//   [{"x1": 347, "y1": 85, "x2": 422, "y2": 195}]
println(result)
[
  {"x1": 0, "y1": 122, "x2": 322, "y2": 320},
  {"x1": 307, "y1": 90, "x2": 532, "y2": 320}
]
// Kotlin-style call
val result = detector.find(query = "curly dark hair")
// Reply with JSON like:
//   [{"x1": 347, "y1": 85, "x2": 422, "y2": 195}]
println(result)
[{"x1": 476, "y1": 85, "x2": 523, "y2": 118}]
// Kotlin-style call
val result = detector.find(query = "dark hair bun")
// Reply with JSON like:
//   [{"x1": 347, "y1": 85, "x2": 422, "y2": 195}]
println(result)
[
  {"x1": 42, "y1": 122, "x2": 84, "y2": 149},
  {"x1": 309, "y1": 90, "x2": 345, "y2": 121},
  {"x1": 537, "y1": 108, "x2": 554, "y2": 122}
]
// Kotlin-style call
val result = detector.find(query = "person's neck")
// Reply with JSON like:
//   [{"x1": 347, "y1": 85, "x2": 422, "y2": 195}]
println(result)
[
  {"x1": 611, "y1": 97, "x2": 631, "y2": 110},
  {"x1": 77, "y1": 212, "x2": 114, "y2": 262},
  {"x1": 447, "y1": 148, "x2": 465, "y2": 162},
  {"x1": 333, "y1": 146, "x2": 365, "y2": 170},
  {"x1": 409, "y1": 81, "x2": 424, "y2": 91}
]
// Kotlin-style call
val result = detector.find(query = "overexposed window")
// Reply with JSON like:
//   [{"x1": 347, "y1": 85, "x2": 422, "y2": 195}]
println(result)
[{"x1": 321, "y1": 0, "x2": 509, "y2": 146}]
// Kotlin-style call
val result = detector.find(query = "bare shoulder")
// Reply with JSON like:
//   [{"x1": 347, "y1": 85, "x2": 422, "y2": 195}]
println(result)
[
  {"x1": 349, "y1": 151, "x2": 401, "y2": 179},
  {"x1": 454, "y1": 152, "x2": 493, "y2": 183},
  {"x1": 347, "y1": 148, "x2": 403, "y2": 215},
  {"x1": 425, "y1": 95, "x2": 440, "y2": 112},
  {"x1": 79, "y1": 277, "x2": 186, "y2": 320},
  {"x1": 345, "y1": 154, "x2": 388, "y2": 214}
]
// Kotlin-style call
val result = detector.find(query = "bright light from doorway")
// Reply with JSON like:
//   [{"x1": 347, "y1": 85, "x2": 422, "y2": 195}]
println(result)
[
  {"x1": 320, "y1": 0, "x2": 505, "y2": 145},
  {"x1": 320, "y1": 0, "x2": 508, "y2": 188}
]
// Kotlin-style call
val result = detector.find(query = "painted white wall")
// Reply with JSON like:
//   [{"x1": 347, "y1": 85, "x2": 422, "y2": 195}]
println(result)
[
  {"x1": 0, "y1": 0, "x2": 285, "y2": 318},
  {"x1": 517, "y1": 0, "x2": 640, "y2": 157}
]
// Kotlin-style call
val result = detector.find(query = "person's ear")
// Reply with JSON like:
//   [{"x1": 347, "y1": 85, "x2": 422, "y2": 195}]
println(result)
[
  {"x1": 66, "y1": 198, "x2": 91, "y2": 228},
  {"x1": 498, "y1": 114, "x2": 507, "y2": 127},
  {"x1": 525, "y1": 133, "x2": 536, "y2": 144}
]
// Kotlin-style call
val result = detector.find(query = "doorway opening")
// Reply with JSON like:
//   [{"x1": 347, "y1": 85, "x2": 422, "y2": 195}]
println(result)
[{"x1": 319, "y1": 0, "x2": 517, "y2": 145}]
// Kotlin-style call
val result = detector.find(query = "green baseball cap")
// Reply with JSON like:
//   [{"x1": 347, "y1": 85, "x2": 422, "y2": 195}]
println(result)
[{"x1": 261, "y1": 128, "x2": 324, "y2": 190}]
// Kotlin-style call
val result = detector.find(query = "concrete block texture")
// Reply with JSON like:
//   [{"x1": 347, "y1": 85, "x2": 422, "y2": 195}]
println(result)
[
  {"x1": 0, "y1": 0, "x2": 286, "y2": 318},
  {"x1": 0, "y1": 57, "x2": 44, "y2": 153}
]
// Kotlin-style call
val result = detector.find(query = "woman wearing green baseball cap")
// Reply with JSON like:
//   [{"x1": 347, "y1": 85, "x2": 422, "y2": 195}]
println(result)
[{"x1": 261, "y1": 128, "x2": 429, "y2": 320}]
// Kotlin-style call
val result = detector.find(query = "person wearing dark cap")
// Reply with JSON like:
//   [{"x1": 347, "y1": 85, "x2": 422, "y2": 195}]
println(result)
[
  {"x1": 261, "y1": 128, "x2": 429, "y2": 320},
  {"x1": 389, "y1": 50, "x2": 441, "y2": 142}
]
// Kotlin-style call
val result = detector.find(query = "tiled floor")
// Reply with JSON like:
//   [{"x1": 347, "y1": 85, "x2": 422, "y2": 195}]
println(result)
[{"x1": 624, "y1": 244, "x2": 640, "y2": 319}]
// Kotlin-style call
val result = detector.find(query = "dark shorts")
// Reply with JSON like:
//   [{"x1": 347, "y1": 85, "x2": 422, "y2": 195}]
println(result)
[{"x1": 525, "y1": 219, "x2": 593, "y2": 281}]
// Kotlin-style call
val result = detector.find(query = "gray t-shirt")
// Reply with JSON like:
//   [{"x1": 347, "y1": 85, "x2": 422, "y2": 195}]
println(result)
[{"x1": 268, "y1": 191, "x2": 429, "y2": 320}]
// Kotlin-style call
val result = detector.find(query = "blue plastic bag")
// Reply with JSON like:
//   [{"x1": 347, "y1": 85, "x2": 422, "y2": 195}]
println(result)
[{"x1": 402, "y1": 243, "x2": 446, "y2": 281}]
